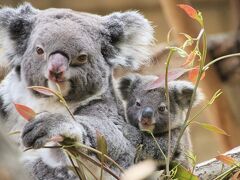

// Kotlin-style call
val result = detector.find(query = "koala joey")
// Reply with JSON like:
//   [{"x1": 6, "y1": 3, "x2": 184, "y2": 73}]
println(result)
[
  {"x1": 0, "y1": 3, "x2": 154, "y2": 179},
  {"x1": 118, "y1": 74, "x2": 204, "y2": 168}
]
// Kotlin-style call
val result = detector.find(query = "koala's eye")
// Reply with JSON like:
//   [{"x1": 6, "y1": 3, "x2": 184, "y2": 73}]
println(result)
[
  {"x1": 78, "y1": 54, "x2": 88, "y2": 64},
  {"x1": 71, "y1": 53, "x2": 88, "y2": 66},
  {"x1": 158, "y1": 105, "x2": 166, "y2": 112},
  {"x1": 36, "y1": 47, "x2": 44, "y2": 55},
  {"x1": 135, "y1": 100, "x2": 141, "y2": 107}
]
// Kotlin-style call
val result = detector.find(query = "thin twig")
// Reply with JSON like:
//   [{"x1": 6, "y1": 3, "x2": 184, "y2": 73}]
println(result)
[
  {"x1": 172, "y1": 30, "x2": 207, "y2": 163},
  {"x1": 66, "y1": 150, "x2": 98, "y2": 180},
  {"x1": 73, "y1": 142, "x2": 125, "y2": 173},
  {"x1": 164, "y1": 49, "x2": 174, "y2": 177},
  {"x1": 203, "y1": 53, "x2": 240, "y2": 71},
  {"x1": 150, "y1": 132, "x2": 167, "y2": 161},
  {"x1": 67, "y1": 153, "x2": 84, "y2": 180},
  {"x1": 75, "y1": 150, "x2": 121, "y2": 180}
]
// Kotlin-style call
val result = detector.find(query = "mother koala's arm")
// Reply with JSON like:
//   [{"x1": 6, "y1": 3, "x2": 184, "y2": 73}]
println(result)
[{"x1": 22, "y1": 112, "x2": 136, "y2": 168}]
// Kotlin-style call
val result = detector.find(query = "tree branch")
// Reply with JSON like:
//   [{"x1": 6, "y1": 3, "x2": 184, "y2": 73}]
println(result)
[{"x1": 194, "y1": 146, "x2": 240, "y2": 179}]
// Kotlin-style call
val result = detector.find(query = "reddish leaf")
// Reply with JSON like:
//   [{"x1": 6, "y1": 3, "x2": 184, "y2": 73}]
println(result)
[
  {"x1": 216, "y1": 155, "x2": 237, "y2": 166},
  {"x1": 14, "y1": 103, "x2": 36, "y2": 121},
  {"x1": 188, "y1": 66, "x2": 205, "y2": 82},
  {"x1": 145, "y1": 68, "x2": 189, "y2": 90},
  {"x1": 28, "y1": 86, "x2": 56, "y2": 96},
  {"x1": 177, "y1": 4, "x2": 197, "y2": 20}
]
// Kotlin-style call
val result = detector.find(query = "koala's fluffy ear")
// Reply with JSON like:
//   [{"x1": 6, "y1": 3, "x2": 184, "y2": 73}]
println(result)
[
  {"x1": 118, "y1": 75, "x2": 140, "y2": 100},
  {"x1": 169, "y1": 81, "x2": 204, "y2": 108},
  {"x1": 102, "y1": 11, "x2": 154, "y2": 70},
  {"x1": 0, "y1": 3, "x2": 38, "y2": 66}
]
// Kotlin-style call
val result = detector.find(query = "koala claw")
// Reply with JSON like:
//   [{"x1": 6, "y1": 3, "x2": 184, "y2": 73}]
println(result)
[{"x1": 22, "y1": 112, "x2": 83, "y2": 149}]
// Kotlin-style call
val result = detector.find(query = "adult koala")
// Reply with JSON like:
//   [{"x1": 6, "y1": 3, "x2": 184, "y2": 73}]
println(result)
[{"x1": 0, "y1": 3, "x2": 153, "y2": 179}]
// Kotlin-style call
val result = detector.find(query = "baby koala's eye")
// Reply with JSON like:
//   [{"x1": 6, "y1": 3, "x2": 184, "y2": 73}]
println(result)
[
  {"x1": 158, "y1": 105, "x2": 166, "y2": 112},
  {"x1": 36, "y1": 47, "x2": 44, "y2": 55},
  {"x1": 135, "y1": 100, "x2": 141, "y2": 107}
]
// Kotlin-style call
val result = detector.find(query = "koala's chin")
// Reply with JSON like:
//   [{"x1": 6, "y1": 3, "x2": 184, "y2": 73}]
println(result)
[{"x1": 47, "y1": 79, "x2": 71, "y2": 97}]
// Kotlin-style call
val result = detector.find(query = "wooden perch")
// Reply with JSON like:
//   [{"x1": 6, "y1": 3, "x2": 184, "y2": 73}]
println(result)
[{"x1": 194, "y1": 146, "x2": 240, "y2": 179}]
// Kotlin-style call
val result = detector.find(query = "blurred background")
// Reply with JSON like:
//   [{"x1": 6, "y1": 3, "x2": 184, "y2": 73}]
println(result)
[{"x1": 0, "y1": 0, "x2": 239, "y2": 163}]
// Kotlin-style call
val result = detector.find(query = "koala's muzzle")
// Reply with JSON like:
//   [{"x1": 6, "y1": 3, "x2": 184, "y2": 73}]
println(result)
[
  {"x1": 47, "y1": 53, "x2": 69, "y2": 83},
  {"x1": 140, "y1": 107, "x2": 154, "y2": 126}
]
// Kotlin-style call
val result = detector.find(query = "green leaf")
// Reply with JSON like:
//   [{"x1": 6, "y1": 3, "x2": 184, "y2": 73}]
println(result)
[
  {"x1": 8, "y1": 130, "x2": 21, "y2": 136},
  {"x1": 182, "y1": 39, "x2": 194, "y2": 49},
  {"x1": 185, "y1": 150, "x2": 197, "y2": 167},
  {"x1": 179, "y1": 32, "x2": 193, "y2": 41},
  {"x1": 172, "y1": 164, "x2": 198, "y2": 180},
  {"x1": 167, "y1": 47, "x2": 188, "y2": 57},
  {"x1": 196, "y1": 11, "x2": 204, "y2": 26},
  {"x1": 179, "y1": 33, "x2": 194, "y2": 49},
  {"x1": 195, "y1": 122, "x2": 229, "y2": 136},
  {"x1": 134, "y1": 144, "x2": 143, "y2": 163},
  {"x1": 96, "y1": 131, "x2": 108, "y2": 162}
]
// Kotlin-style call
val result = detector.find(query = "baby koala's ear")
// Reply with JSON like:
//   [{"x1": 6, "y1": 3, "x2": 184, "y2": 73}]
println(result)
[
  {"x1": 169, "y1": 81, "x2": 204, "y2": 108},
  {"x1": 118, "y1": 74, "x2": 141, "y2": 101}
]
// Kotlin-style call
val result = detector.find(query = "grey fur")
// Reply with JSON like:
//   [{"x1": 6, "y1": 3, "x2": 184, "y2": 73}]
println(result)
[
  {"x1": 0, "y1": 3, "x2": 154, "y2": 180},
  {"x1": 118, "y1": 74, "x2": 203, "y2": 168}
]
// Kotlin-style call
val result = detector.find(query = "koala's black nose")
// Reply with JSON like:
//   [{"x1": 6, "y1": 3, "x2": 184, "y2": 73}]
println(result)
[
  {"x1": 48, "y1": 52, "x2": 69, "y2": 82},
  {"x1": 142, "y1": 107, "x2": 154, "y2": 119}
]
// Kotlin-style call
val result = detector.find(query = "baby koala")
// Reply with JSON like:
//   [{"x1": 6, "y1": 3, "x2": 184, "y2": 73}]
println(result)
[{"x1": 118, "y1": 74, "x2": 203, "y2": 168}]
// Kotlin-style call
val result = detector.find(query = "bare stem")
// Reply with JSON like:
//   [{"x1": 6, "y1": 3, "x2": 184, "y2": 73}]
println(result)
[
  {"x1": 66, "y1": 150, "x2": 98, "y2": 180},
  {"x1": 67, "y1": 153, "x2": 84, "y2": 180},
  {"x1": 75, "y1": 150, "x2": 121, "y2": 180},
  {"x1": 70, "y1": 142, "x2": 125, "y2": 173},
  {"x1": 150, "y1": 132, "x2": 167, "y2": 161},
  {"x1": 172, "y1": 31, "x2": 207, "y2": 164},
  {"x1": 203, "y1": 53, "x2": 240, "y2": 71},
  {"x1": 212, "y1": 165, "x2": 239, "y2": 180},
  {"x1": 164, "y1": 49, "x2": 174, "y2": 177},
  {"x1": 100, "y1": 151, "x2": 104, "y2": 180}
]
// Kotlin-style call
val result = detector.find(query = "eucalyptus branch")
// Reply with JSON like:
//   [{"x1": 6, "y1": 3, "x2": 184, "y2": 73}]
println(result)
[
  {"x1": 187, "y1": 89, "x2": 222, "y2": 125},
  {"x1": 23, "y1": 145, "x2": 63, "y2": 152},
  {"x1": 150, "y1": 132, "x2": 167, "y2": 161},
  {"x1": 164, "y1": 49, "x2": 175, "y2": 177},
  {"x1": 67, "y1": 153, "x2": 85, "y2": 180},
  {"x1": 213, "y1": 165, "x2": 239, "y2": 180},
  {"x1": 172, "y1": 30, "x2": 207, "y2": 163},
  {"x1": 56, "y1": 84, "x2": 76, "y2": 121},
  {"x1": 203, "y1": 53, "x2": 240, "y2": 71},
  {"x1": 72, "y1": 149, "x2": 121, "y2": 180},
  {"x1": 70, "y1": 142, "x2": 125, "y2": 173},
  {"x1": 66, "y1": 150, "x2": 98, "y2": 180}
]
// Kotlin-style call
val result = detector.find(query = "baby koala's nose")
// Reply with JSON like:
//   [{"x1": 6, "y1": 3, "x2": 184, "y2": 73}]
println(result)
[{"x1": 141, "y1": 107, "x2": 154, "y2": 119}]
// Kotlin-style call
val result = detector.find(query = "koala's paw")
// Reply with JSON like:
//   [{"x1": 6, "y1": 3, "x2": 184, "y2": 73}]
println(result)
[
  {"x1": 22, "y1": 112, "x2": 84, "y2": 149},
  {"x1": 31, "y1": 159, "x2": 77, "y2": 180}
]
